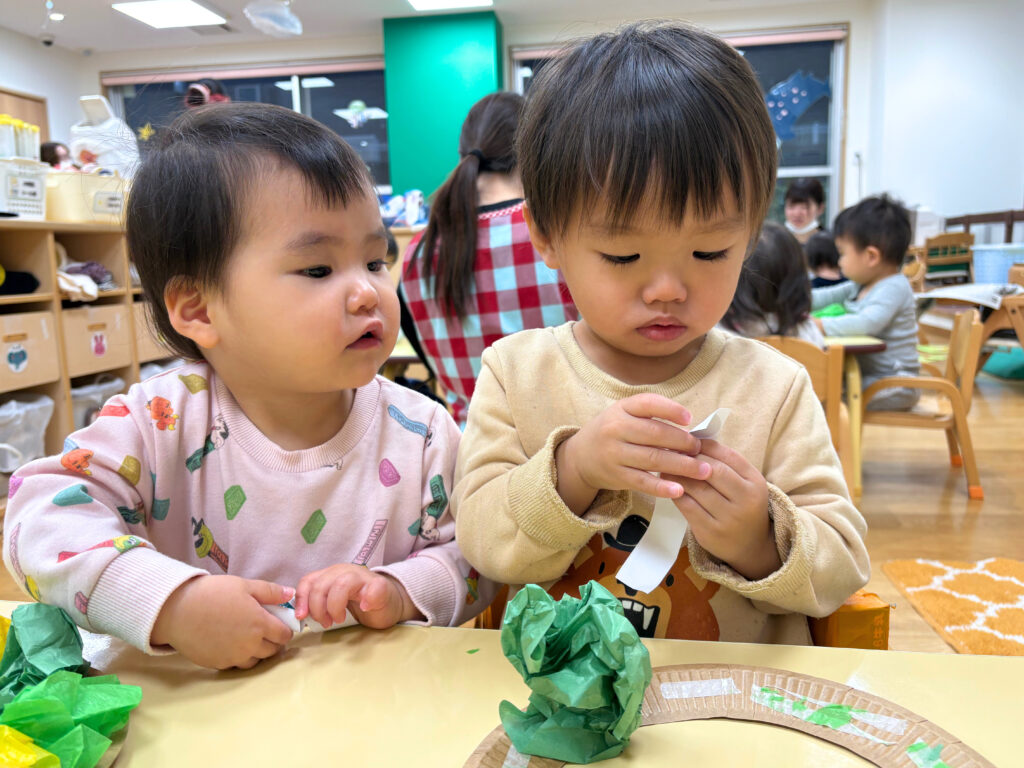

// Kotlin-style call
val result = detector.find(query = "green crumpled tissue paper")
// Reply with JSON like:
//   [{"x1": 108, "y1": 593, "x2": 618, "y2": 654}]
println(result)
[
  {"x1": 499, "y1": 581, "x2": 652, "y2": 764},
  {"x1": 0, "y1": 670, "x2": 142, "y2": 768},
  {"x1": 0, "y1": 604, "x2": 87, "y2": 708}
]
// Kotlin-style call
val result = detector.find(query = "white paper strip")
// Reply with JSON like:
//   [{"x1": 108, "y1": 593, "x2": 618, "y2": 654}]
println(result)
[
  {"x1": 615, "y1": 408, "x2": 731, "y2": 594},
  {"x1": 660, "y1": 677, "x2": 742, "y2": 700},
  {"x1": 264, "y1": 602, "x2": 359, "y2": 635}
]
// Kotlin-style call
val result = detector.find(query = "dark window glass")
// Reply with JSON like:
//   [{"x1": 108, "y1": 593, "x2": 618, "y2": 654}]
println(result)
[{"x1": 113, "y1": 69, "x2": 390, "y2": 186}]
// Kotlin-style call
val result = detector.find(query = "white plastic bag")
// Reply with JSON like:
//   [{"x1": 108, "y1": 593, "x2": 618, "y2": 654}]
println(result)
[
  {"x1": 69, "y1": 96, "x2": 139, "y2": 179},
  {"x1": 70, "y1": 375, "x2": 125, "y2": 430},
  {"x1": 0, "y1": 394, "x2": 55, "y2": 472}
]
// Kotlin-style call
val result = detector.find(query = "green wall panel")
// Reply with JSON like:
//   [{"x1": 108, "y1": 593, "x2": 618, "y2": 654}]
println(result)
[{"x1": 383, "y1": 11, "x2": 503, "y2": 196}]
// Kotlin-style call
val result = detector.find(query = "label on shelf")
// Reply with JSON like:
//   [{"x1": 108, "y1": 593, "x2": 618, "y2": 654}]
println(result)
[{"x1": 93, "y1": 191, "x2": 124, "y2": 215}]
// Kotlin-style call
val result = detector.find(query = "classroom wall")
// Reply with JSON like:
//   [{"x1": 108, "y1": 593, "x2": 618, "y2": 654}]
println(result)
[
  {"x1": 872, "y1": 0, "x2": 1024, "y2": 217},
  {"x1": 383, "y1": 12, "x2": 503, "y2": 195},
  {"x1": 0, "y1": 25, "x2": 101, "y2": 144}
]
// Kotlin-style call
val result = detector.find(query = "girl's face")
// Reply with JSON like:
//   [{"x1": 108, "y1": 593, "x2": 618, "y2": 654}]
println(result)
[
  {"x1": 204, "y1": 169, "x2": 399, "y2": 398},
  {"x1": 528, "y1": 192, "x2": 751, "y2": 384}
]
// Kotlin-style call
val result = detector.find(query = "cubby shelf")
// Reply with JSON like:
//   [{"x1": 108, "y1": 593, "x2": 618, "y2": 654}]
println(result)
[{"x1": 0, "y1": 220, "x2": 175, "y2": 457}]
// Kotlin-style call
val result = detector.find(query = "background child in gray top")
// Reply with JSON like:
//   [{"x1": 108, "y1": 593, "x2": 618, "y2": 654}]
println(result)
[{"x1": 812, "y1": 194, "x2": 920, "y2": 410}]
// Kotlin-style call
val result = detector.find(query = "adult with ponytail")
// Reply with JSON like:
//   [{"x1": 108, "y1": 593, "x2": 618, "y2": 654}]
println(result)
[{"x1": 400, "y1": 92, "x2": 577, "y2": 427}]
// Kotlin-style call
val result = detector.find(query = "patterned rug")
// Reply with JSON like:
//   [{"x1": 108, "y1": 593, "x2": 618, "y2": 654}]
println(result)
[{"x1": 883, "y1": 558, "x2": 1024, "y2": 655}]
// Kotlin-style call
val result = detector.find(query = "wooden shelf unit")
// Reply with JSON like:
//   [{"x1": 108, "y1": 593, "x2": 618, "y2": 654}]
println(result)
[{"x1": 0, "y1": 220, "x2": 176, "y2": 456}]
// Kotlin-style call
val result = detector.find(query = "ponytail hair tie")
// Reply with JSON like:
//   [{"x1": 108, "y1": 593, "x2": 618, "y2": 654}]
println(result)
[{"x1": 466, "y1": 148, "x2": 486, "y2": 163}]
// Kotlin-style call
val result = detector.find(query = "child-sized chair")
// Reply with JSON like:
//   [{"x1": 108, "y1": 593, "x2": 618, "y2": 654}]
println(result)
[
  {"x1": 757, "y1": 336, "x2": 852, "y2": 490},
  {"x1": 922, "y1": 232, "x2": 975, "y2": 285},
  {"x1": 862, "y1": 309, "x2": 985, "y2": 499}
]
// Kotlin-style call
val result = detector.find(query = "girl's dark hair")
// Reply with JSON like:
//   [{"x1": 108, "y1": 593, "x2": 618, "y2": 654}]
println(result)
[
  {"x1": 126, "y1": 101, "x2": 375, "y2": 360},
  {"x1": 721, "y1": 221, "x2": 812, "y2": 337},
  {"x1": 805, "y1": 230, "x2": 840, "y2": 271},
  {"x1": 417, "y1": 91, "x2": 524, "y2": 318},
  {"x1": 784, "y1": 178, "x2": 825, "y2": 207},
  {"x1": 832, "y1": 193, "x2": 912, "y2": 267},
  {"x1": 517, "y1": 21, "x2": 777, "y2": 241},
  {"x1": 40, "y1": 142, "x2": 67, "y2": 167}
]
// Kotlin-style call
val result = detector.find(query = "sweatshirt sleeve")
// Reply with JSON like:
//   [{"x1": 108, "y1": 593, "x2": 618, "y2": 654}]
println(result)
[
  {"x1": 2, "y1": 388, "x2": 208, "y2": 652},
  {"x1": 374, "y1": 403, "x2": 493, "y2": 627},
  {"x1": 685, "y1": 367, "x2": 871, "y2": 617},
  {"x1": 811, "y1": 281, "x2": 858, "y2": 311},
  {"x1": 821, "y1": 279, "x2": 907, "y2": 337},
  {"x1": 451, "y1": 347, "x2": 634, "y2": 586}
]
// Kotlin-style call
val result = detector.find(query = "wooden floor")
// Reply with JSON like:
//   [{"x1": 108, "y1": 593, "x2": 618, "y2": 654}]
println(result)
[{"x1": 1, "y1": 373, "x2": 1021, "y2": 653}]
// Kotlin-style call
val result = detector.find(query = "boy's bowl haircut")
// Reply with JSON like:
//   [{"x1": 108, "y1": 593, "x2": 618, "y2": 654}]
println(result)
[{"x1": 517, "y1": 20, "x2": 777, "y2": 241}]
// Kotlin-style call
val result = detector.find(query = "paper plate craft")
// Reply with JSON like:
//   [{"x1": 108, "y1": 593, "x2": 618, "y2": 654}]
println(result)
[
  {"x1": 465, "y1": 662, "x2": 996, "y2": 767},
  {"x1": 497, "y1": 582, "x2": 652, "y2": 764},
  {"x1": 616, "y1": 408, "x2": 731, "y2": 594}
]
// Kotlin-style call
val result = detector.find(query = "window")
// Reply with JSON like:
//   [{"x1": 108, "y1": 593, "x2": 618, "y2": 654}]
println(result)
[{"x1": 104, "y1": 64, "x2": 391, "y2": 189}]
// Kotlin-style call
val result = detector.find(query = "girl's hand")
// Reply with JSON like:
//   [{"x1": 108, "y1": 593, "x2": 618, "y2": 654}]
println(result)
[
  {"x1": 294, "y1": 564, "x2": 420, "y2": 629},
  {"x1": 664, "y1": 438, "x2": 780, "y2": 580},
  {"x1": 151, "y1": 575, "x2": 294, "y2": 670},
  {"x1": 555, "y1": 393, "x2": 705, "y2": 515}
]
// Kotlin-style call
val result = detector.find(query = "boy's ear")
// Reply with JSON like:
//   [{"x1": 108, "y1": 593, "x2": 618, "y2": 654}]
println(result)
[
  {"x1": 864, "y1": 245, "x2": 884, "y2": 266},
  {"x1": 164, "y1": 279, "x2": 219, "y2": 350},
  {"x1": 522, "y1": 203, "x2": 560, "y2": 270}
]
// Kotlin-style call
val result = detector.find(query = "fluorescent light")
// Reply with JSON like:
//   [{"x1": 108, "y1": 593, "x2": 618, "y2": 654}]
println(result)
[
  {"x1": 112, "y1": 1, "x2": 226, "y2": 29},
  {"x1": 407, "y1": 0, "x2": 492, "y2": 10},
  {"x1": 299, "y1": 77, "x2": 334, "y2": 89},
  {"x1": 49, "y1": 12, "x2": 65, "y2": 21},
  {"x1": 275, "y1": 77, "x2": 334, "y2": 91}
]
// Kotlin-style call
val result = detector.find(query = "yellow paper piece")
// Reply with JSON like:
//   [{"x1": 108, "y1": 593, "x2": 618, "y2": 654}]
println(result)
[
  {"x1": 0, "y1": 615, "x2": 10, "y2": 657},
  {"x1": 178, "y1": 373, "x2": 208, "y2": 394},
  {"x1": 0, "y1": 725, "x2": 60, "y2": 768},
  {"x1": 117, "y1": 456, "x2": 141, "y2": 486}
]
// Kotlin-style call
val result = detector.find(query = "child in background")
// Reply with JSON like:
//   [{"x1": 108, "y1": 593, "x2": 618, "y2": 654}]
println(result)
[
  {"x1": 806, "y1": 230, "x2": 847, "y2": 288},
  {"x1": 4, "y1": 103, "x2": 488, "y2": 670},
  {"x1": 812, "y1": 195, "x2": 919, "y2": 411},
  {"x1": 453, "y1": 21, "x2": 868, "y2": 645},
  {"x1": 720, "y1": 221, "x2": 825, "y2": 347}
]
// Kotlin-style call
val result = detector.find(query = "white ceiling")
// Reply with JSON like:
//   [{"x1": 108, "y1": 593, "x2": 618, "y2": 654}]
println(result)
[{"x1": 0, "y1": 0, "x2": 820, "y2": 54}]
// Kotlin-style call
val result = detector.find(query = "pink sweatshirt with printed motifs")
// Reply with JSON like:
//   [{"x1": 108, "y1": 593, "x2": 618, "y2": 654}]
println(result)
[{"x1": 3, "y1": 362, "x2": 489, "y2": 653}]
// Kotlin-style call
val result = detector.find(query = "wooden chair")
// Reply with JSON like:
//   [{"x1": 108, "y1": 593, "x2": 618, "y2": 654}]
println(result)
[
  {"x1": 902, "y1": 249, "x2": 927, "y2": 293},
  {"x1": 921, "y1": 232, "x2": 974, "y2": 285},
  {"x1": 758, "y1": 336, "x2": 852, "y2": 489},
  {"x1": 862, "y1": 309, "x2": 985, "y2": 499}
]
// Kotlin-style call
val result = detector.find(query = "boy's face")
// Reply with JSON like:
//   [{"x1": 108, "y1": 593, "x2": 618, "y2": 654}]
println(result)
[
  {"x1": 835, "y1": 235, "x2": 883, "y2": 285},
  {"x1": 203, "y1": 169, "x2": 399, "y2": 397},
  {"x1": 528, "y1": 192, "x2": 751, "y2": 384}
]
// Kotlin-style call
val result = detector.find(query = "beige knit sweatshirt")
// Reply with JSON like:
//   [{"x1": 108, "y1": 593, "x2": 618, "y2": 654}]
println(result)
[{"x1": 453, "y1": 324, "x2": 869, "y2": 644}]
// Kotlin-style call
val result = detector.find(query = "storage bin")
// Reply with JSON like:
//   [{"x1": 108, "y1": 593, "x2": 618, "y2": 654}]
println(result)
[
  {"x1": 132, "y1": 302, "x2": 171, "y2": 362},
  {"x1": 0, "y1": 311, "x2": 61, "y2": 393},
  {"x1": 46, "y1": 170, "x2": 126, "y2": 224},
  {"x1": 0, "y1": 158, "x2": 48, "y2": 220},
  {"x1": 972, "y1": 243, "x2": 1024, "y2": 285},
  {"x1": 0, "y1": 393, "x2": 54, "y2": 473},
  {"x1": 70, "y1": 374, "x2": 125, "y2": 430},
  {"x1": 62, "y1": 304, "x2": 131, "y2": 377}
]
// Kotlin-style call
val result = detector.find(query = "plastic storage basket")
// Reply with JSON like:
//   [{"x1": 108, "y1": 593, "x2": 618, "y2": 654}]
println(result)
[
  {"x1": 70, "y1": 375, "x2": 125, "y2": 430},
  {"x1": 1, "y1": 158, "x2": 48, "y2": 220},
  {"x1": 0, "y1": 393, "x2": 55, "y2": 473}
]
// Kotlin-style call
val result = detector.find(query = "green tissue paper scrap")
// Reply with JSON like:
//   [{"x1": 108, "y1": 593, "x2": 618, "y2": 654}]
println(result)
[
  {"x1": 0, "y1": 604, "x2": 87, "y2": 708},
  {"x1": 499, "y1": 581, "x2": 652, "y2": 764},
  {"x1": 0, "y1": 670, "x2": 142, "y2": 768}
]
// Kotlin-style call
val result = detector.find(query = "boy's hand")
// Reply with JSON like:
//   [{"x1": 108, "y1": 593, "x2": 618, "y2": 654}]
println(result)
[
  {"x1": 151, "y1": 575, "x2": 294, "y2": 670},
  {"x1": 664, "y1": 439, "x2": 780, "y2": 581},
  {"x1": 555, "y1": 394, "x2": 705, "y2": 515},
  {"x1": 294, "y1": 564, "x2": 420, "y2": 629}
]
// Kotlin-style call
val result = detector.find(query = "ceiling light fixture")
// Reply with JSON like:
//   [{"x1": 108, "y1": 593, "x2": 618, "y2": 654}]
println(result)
[
  {"x1": 49, "y1": 11, "x2": 65, "y2": 21},
  {"x1": 406, "y1": 0, "x2": 492, "y2": 10},
  {"x1": 111, "y1": 1, "x2": 226, "y2": 29}
]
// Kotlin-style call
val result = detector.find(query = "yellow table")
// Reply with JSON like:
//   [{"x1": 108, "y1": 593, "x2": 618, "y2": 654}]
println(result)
[
  {"x1": 1, "y1": 601, "x2": 1016, "y2": 767},
  {"x1": 824, "y1": 336, "x2": 886, "y2": 497}
]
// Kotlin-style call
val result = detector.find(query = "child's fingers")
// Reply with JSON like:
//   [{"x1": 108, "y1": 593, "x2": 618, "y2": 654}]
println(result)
[
  {"x1": 698, "y1": 439, "x2": 759, "y2": 482},
  {"x1": 620, "y1": 393, "x2": 692, "y2": 429},
  {"x1": 358, "y1": 575, "x2": 391, "y2": 612},
  {"x1": 247, "y1": 579, "x2": 295, "y2": 607},
  {"x1": 325, "y1": 579, "x2": 362, "y2": 627},
  {"x1": 622, "y1": 417, "x2": 702, "y2": 455},
  {"x1": 620, "y1": 443, "x2": 710, "y2": 480},
  {"x1": 620, "y1": 467, "x2": 685, "y2": 499},
  {"x1": 259, "y1": 612, "x2": 294, "y2": 646}
]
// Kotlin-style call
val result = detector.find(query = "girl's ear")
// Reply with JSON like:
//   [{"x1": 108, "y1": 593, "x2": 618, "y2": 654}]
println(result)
[
  {"x1": 165, "y1": 279, "x2": 220, "y2": 350},
  {"x1": 522, "y1": 203, "x2": 560, "y2": 270}
]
